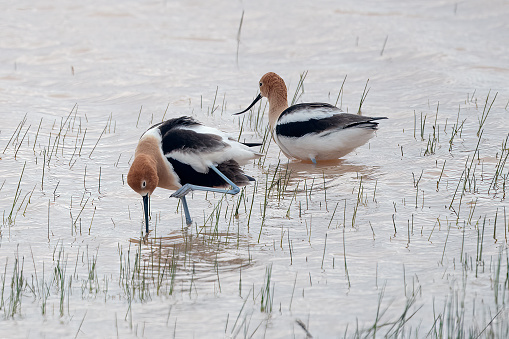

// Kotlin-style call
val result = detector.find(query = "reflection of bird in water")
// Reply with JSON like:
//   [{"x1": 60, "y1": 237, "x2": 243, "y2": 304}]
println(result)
[
  {"x1": 281, "y1": 159, "x2": 379, "y2": 195},
  {"x1": 285, "y1": 159, "x2": 372, "y2": 177},
  {"x1": 129, "y1": 229, "x2": 254, "y2": 282},
  {"x1": 127, "y1": 116, "x2": 261, "y2": 232},
  {"x1": 234, "y1": 72, "x2": 387, "y2": 164}
]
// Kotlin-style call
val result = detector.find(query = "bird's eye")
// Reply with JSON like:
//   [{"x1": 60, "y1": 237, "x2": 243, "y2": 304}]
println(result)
[
  {"x1": 142, "y1": 181, "x2": 146, "y2": 188},
  {"x1": 259, "y1": 82, "x2": 262, "y2": 87}
]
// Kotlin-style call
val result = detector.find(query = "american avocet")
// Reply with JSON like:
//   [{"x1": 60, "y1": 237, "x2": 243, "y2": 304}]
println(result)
[
  {"x1": 127, "y1": 116, "x2": 261, "y2": 232},
  {"x1": 234, "y1": 72, "x2": 387, "y2": 164}
]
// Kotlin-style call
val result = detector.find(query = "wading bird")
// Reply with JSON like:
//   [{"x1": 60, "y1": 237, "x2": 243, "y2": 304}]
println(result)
[
  {"x1": 234, "y1": 72, "x2": 387, "y2": 164},
  {"x1": 127, "y1": 116, "x2": 261, "y2": 232}
]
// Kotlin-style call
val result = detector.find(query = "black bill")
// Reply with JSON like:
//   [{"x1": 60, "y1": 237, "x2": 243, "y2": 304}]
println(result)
[
  {"x1": 233, "y1": 93, "x2": 262, "y2": 115},
  {"x1": 143, "y1": 194, "x2": 150, "y2": 233}
]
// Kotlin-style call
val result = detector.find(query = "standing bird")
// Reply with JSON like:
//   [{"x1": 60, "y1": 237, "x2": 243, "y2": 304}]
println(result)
[
  {"x1": 234, "y1": 72, "x2": 387, "y2": 164},
  {"x1": 127, "y1": 116, "x2": 261, "y2": 232}
]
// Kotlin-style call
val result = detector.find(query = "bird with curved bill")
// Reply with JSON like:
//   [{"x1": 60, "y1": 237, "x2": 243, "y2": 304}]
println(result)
[
  {"x1": 234, "y1": 72, "x2": 387, "y2": 164},
  {"x1": 127, "y1": 116, "x2": 262, "y2": 233}
]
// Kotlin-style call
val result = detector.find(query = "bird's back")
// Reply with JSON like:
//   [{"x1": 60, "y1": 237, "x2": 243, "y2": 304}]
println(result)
[{"x1": 148, "y1": 116, "x2": 260, "y2": 188}]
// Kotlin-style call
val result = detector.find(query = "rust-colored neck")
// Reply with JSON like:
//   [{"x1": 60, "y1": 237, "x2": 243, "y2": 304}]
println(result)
[
  {"x1": 135, "y1": 135, "x2": 180, "y2": 190},
  {"x1": 267, "y1": 85, "x2": 288, "y2": 129}
]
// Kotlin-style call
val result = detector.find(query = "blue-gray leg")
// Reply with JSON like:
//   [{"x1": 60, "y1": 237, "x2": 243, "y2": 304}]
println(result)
[
  {"x1": 209, "y1": 165, "x2": 241, "y2": 195},
  {"x1": 170, "y1": 165, "x2": 241, "y2": 225},
  {"x1": 180, "y1": 196, "x2": 192, "y2": 225}
]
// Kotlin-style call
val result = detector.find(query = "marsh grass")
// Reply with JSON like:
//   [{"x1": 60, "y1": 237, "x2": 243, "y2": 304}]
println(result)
[
  {"x1": 260, "y1": 264, "x2": 274, "y2": 313},
  {"x1": 1, "y1": 82, "x2": 509, "y2": 337},
  {"x1": 357, "y1": 79, "x2": 370, "y2": 114},
  {"x1": 291, "y1": 71, "x2": 308, "y2": 106}
]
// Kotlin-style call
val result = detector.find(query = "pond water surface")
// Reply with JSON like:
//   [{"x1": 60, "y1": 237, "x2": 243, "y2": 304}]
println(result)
[{"x1": 1, "y1": 0, "x2": 509, "y2": 338}]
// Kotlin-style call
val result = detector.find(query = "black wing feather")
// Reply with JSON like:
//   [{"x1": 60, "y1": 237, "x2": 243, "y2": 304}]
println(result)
[
  {"x1": 147, "y1": 116, "x2": 200, "y2": 137},
  {"x1": 150, "y1": 116, "x2": 228, "y2": 155},
  {"x1": 151, "y1": 117, "x2": 253, "y2": 187},
  {"x1": 277, "y1": 104, "x2": 387, "y2": 138},
  {"x1": 161, "y1": 128, "x2": 227, "y2": 154},
  {"x1": 168, "y1": 158, "x2": 251, "y2": 187}
]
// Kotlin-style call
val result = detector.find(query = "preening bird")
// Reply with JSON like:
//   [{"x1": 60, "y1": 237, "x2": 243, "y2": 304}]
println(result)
[{"x1": 127, "y1": 116, "x2": 261, "y2": 232}]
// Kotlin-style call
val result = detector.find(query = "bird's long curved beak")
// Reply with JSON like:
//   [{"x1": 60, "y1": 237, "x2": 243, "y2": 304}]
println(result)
[
  {"x1": 233, "y1": 93, "x2": 262, "y2": 115},
  {"x1": 143, "y1": 194, "x2": 150, "y2": 234}
]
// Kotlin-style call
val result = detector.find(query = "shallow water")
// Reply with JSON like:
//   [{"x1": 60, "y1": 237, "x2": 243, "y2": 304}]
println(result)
[{"x1": 1, "y1": 0, "x2": 509, "y2": 338}]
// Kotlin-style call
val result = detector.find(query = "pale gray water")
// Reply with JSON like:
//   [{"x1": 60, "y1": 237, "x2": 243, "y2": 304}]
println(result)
[{"x1": 1, "y1": 0, "x2": 509, "y2": 338}]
